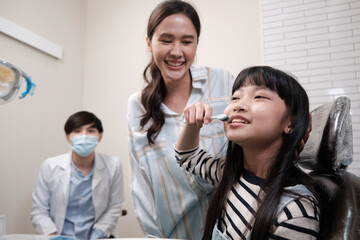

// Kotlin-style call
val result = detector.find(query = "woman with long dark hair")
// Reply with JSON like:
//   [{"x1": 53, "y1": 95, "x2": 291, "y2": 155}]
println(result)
[
  {"x1": 127, "y1": 0, "x2": 233, "y2": 239},
  {"x1": 175, "y1": 66, "x2": 324, "y2": 239}
]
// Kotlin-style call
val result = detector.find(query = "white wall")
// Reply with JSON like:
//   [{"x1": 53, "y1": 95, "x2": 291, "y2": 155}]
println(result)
[
  {"x1": 83, "y1": 0, "x2": 263, "y2": 237},
  {"x1": 0, "y1": 0, "x2": 87, "y2": 235},
  {"x1": 261, "y1": 0, "x2": 360, "y2": 176},
  {"x1": 0, "y1": 0, "x2": 263, "y2": 237}
]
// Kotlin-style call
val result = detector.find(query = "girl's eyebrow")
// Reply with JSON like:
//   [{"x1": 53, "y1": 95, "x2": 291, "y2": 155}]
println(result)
[
  {"x1": 253, "y1": 86, "x2": 269, "y2": 90},
  {"x1": 252, "y1": 86, "x2": 275, "y2": 93},
  {"x1": 236, "y1": 85, "x2": 268, "y2": 92}
]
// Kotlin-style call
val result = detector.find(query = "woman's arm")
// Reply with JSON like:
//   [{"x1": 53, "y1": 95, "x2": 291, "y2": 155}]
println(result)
[{"x1": 126, "y1": 94, "x2": 166, "y2": 237}]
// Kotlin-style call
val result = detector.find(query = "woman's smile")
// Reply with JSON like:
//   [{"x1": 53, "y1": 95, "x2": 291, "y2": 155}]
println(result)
[{"x1": 148, "y1": 14, "x2": 198, "y2": 84}]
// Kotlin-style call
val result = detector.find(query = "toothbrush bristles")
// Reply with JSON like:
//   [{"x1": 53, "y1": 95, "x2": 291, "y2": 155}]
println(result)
[{"x1": 211, "y1": 114, "x2": 229, "y2": 121}]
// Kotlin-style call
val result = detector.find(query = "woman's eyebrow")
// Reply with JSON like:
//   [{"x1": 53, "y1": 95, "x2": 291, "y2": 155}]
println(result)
[
  {"x1": 158, "y1": 33, "x2": 173, "y2": 38},
  {"x1": 158, "y1": 33, "x2": 195, "y2": 39},
  {"x1": 182, "y1": 35, "x2": 196, "y2": 39}
]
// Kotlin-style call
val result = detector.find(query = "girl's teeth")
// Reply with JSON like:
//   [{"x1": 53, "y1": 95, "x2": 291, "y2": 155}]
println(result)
[{"x1": 232, "y1": 119, "x2": 247, "y2": 124}]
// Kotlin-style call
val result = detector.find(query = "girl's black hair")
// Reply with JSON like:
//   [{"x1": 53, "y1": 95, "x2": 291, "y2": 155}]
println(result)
[
  {"x1": 140, "y1": 0, "x2": 201, "y2": 144},
  {"x1": 203, "y1": 66, "x2": 324, "y2": 239}
]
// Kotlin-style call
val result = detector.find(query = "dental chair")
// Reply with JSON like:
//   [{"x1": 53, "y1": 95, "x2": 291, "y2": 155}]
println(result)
[{"x1": 297, "y1": 96, "x2": 360, "y2": 239}]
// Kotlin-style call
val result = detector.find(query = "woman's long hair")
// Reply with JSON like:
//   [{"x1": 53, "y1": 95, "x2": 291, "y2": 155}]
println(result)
[
  {"x1": 203, "y1": 66, "x2": 324, "y2": 239},
  {"x1": 140, "y1": 0, "x2": 201, "y2": 144}
]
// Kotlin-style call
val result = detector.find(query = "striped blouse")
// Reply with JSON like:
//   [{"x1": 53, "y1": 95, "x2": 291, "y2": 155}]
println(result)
[
  {"x1": 175, "y1": 146, "x2": 320, "y2": 240},
  {"x1": 127, "y1": 66, "x2": 233, "y2": 239}
]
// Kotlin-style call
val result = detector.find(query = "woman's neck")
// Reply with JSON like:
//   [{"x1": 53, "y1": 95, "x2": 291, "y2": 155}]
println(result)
[
  {"x1": 72, "y1": 151, "x2": 95, "y2": 176},
  {"x1": 163, "y1": 76, "x2": 192, "y2": 114}
]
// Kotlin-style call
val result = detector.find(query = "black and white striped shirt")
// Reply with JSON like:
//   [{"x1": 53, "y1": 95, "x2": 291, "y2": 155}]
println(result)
[{"x1": 175, "y1": 146, "x2": 320, "y2": 240}]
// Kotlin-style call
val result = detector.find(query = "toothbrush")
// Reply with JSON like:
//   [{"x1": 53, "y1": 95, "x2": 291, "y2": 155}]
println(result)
[
  {"x1": 182, "y1": 113, "x2": 230, "y2": 123},
  {"x1": 210, "y1": 114, "x2": 230, "y2": 121}
]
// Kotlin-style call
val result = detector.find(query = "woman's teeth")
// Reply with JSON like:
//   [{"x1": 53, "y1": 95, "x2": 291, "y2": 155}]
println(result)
[{"x1": 167, "y1": 62, "x2": 182, "y2": 67}]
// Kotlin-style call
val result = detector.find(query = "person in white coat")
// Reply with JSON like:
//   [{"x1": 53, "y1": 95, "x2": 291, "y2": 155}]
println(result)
[{"x1": 30, "y1": 111, "x2": 124, "y2": 239}]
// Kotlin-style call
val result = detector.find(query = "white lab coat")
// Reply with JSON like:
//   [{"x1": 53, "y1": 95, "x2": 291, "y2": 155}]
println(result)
[{"x1": 30, "y1": 152, "x2": 124, "y2": 237}]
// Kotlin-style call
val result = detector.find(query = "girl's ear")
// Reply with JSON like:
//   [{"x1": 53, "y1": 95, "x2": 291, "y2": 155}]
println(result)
[
  {"x1": 283, "y1": 118, "x2": 294, "y2": 134},
  {"x1": 284, "y1": 125, "x2": 292, "y2": 134}
]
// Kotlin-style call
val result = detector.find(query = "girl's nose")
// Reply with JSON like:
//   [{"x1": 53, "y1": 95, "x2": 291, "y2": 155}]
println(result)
[
  {"x1": 233, "y1": 106, "x2": 247, "y2": 112},
  {"x1": 233, "y1": 100, "x2": 249, "y2": 112}
]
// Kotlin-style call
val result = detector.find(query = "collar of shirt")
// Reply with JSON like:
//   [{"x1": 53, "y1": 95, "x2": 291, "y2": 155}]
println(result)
[
  {"x1": 160, "y1": 66, "x2": 208, "y2": 116},
  {"x1": 70, "y1": 158, "x2": 95, "y2": 180}
]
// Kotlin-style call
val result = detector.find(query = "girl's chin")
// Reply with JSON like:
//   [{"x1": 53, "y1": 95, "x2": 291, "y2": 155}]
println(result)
[{"x1": 226, "y1": 134, "x2": 248, "y2": 145}]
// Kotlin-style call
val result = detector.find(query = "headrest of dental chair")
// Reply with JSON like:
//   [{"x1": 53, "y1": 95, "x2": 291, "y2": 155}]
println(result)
[{"x1": 297, "y1": 96, "x2": 353, "y2": 173}]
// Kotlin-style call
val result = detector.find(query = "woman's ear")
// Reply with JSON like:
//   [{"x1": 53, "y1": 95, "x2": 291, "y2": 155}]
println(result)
[{"x1": 146, "y1": 37, "x2": 152, "y2": 52}]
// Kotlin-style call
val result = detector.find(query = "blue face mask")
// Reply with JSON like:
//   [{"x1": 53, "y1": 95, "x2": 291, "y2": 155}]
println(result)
[{"x1": 70, "y1": 135, "x2": 98, "y2": 157}]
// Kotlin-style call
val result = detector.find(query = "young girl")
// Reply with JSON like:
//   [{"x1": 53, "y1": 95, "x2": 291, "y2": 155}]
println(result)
[{"x1": 175, "y1": 66, "x2": 323, "y2": 239}]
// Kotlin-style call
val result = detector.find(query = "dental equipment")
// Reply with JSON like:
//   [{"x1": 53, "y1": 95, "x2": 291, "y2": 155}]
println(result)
[{"x1": 0, "y1": 58, "x2": 36, "y2": 104}]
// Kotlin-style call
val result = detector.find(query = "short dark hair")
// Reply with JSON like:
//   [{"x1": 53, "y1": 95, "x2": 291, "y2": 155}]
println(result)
[{"x1": 64, "y1": 111, "x2": 103, "y2": 134}]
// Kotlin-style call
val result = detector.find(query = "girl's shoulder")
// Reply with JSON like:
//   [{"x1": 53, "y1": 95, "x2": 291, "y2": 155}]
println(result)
[
  {"x1": 272, "y1": 185, "x2": 320, "y2": 238},
  {"x1": 277, "y1": 184, "x2": 319, "y2": 220}
]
